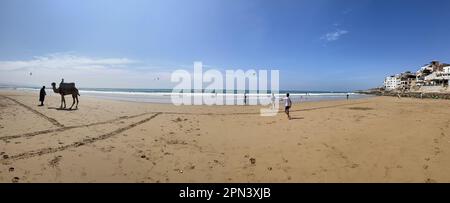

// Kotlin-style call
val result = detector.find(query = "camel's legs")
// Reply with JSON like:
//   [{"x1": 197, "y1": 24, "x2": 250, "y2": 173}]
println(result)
[
  {"x1": 69, "y1": 95, "x2": 76, "y2": 109},
  {"x1": 60, "y1": 95, "x2": 64, "y2": 109},
  {"x1": 62, "y1": 96, "x2": 66, "y2": 109},
  {"x1": 75, "y1": 95, "x2": 79, "y2": 109}
]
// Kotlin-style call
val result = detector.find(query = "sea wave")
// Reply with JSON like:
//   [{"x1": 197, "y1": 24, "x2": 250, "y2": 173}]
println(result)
[{"x1": 12, "y1": 87, "x2": 370, "y2": 104}]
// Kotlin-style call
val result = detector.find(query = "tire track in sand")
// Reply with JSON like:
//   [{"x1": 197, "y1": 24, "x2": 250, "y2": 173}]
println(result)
[
  {"x1": 1, "y1": 113, "x2": 161, "y2": 162},
  {"x1": 0, "y1": 112, "x2": 152, "y2": 141},
  {"x1": 1, "y1": 101, "x2": 370, "y2": 142},
  {"x1": 1, "y1": 96, "x2": 64, "y2": 128}
]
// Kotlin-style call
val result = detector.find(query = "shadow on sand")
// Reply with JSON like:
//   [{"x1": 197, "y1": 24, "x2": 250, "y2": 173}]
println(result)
[
  {"x1": 290, "y1": 117, "x2": 304, "y2": 120},
  {"x1": 48, "y1": 107, "x2": 78, "y2": 111}
]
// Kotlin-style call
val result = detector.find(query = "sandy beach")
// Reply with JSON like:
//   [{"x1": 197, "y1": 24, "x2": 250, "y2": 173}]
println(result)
[{"x1": 1, "y1": 89, "x2": 449, "y2": 183}]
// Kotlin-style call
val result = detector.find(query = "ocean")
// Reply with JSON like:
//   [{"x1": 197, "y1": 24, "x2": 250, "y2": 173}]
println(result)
[{"x1": 7, "y1": 87, "x2": 373, "y2": 104}]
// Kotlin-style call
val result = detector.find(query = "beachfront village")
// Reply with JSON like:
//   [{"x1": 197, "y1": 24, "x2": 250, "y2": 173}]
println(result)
[{"x1": 383, "y1": 61, "x2": 450, "y2": 93}]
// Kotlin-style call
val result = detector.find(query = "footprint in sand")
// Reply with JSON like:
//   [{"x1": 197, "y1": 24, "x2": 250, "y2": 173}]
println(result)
[
  {"x1": 12, "y1": 177, "x2": 19, "y2": 183},
  {"x1": 425, "y1": 178, "x2": 437, "y2": 183},
  {"x1": 49, "y1": 156, "x2": 62, "y2": 168},
  {"x1": 433, "y1": 147, "x2": 442, "y2": 155},
  {"x1": 350, "y1": 163, "x2": 359, "y2": 169},
  {"x1": 249, "y1": 158, "x2": 256, "y2": 165}
]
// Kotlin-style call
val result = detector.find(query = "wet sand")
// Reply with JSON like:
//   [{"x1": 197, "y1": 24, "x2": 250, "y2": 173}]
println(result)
[{"x1": 1, "y1": 90, "x2": 450, "y2": 183}]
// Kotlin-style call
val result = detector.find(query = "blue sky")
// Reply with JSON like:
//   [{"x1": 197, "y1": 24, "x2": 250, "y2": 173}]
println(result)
[{"x1": 1, "y1": 0, "x2": 450, "y2": 91}]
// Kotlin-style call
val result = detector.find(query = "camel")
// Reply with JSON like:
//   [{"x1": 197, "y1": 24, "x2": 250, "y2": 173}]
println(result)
[{"x1": 51, "y1": 82, "x2": 80, "y2": 109}]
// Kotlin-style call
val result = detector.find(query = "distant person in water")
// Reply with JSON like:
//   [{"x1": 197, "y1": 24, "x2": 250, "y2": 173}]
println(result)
[
  {"x1": 346, "y1": 93, "x2": 349, "y2": 100},
  {"x1": 39, "y1": 86, "x2": 46, "y2": 106},
  {"x1": 244, "y1": 93, "x2": 247, "y2": 105},
  {"x1": 284, "y1": 93, "x2": 292, "y2": 120}
]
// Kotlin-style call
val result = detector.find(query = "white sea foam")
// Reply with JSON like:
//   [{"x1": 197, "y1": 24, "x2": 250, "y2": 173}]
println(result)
[{"x1": 12, "y1": 87, "x2": 370, "y2": 104}]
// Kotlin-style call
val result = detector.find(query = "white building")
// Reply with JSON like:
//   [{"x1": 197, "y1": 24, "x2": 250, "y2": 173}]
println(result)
[
  {"x1": 444, "y1": 66, "x2": 450, "y2": 73},
  {"x1": 384, "y1": 61, "x2": 450, "y2": 91},
  {"x1": 384, "y1": 75, "x2": 400, "y2": 90},
  {"x1": 424, "y1": 67, "x2": 450, "y2": 87}
]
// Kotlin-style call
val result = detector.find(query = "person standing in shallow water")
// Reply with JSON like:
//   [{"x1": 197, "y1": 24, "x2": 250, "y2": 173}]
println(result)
[
  {"x1": 244, "y1": 93, "x2": 247, "y2": 105},
  {"x1": 39, "y1": 86, "x2": 46, "y2": 106}
]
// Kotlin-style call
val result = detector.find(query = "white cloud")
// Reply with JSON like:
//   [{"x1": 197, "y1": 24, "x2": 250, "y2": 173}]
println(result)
[
  {"x1": 321, "y1": 29, "x2": 349, "y2": 42},
  {"x1": 0, "y1": 53, "x2": 135, "y2": 72},
  {"x1": 0, "y1": 53, "x2": 176, "y2": 88}
]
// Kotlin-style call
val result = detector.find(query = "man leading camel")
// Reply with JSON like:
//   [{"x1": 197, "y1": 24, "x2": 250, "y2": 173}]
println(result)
[{"x1": 39, "y1": 86, "x2": 46, "y2": 106}]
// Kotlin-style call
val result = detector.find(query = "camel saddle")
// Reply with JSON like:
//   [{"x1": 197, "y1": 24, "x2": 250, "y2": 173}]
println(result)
[{"x1": 59, "y1": 82, "x2": 77, "y2": 91}]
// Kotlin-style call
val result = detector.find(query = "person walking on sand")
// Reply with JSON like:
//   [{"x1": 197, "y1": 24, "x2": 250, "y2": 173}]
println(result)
[
  {"x1": 284, "y1": 93, "x2": 292, "y2": 120},
  {"x1": 39, "y1": 86, "x2": 46, "y2": 106},
  {"x1": 397, "y1": 92, "x2": 401, "y2": 99}
]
